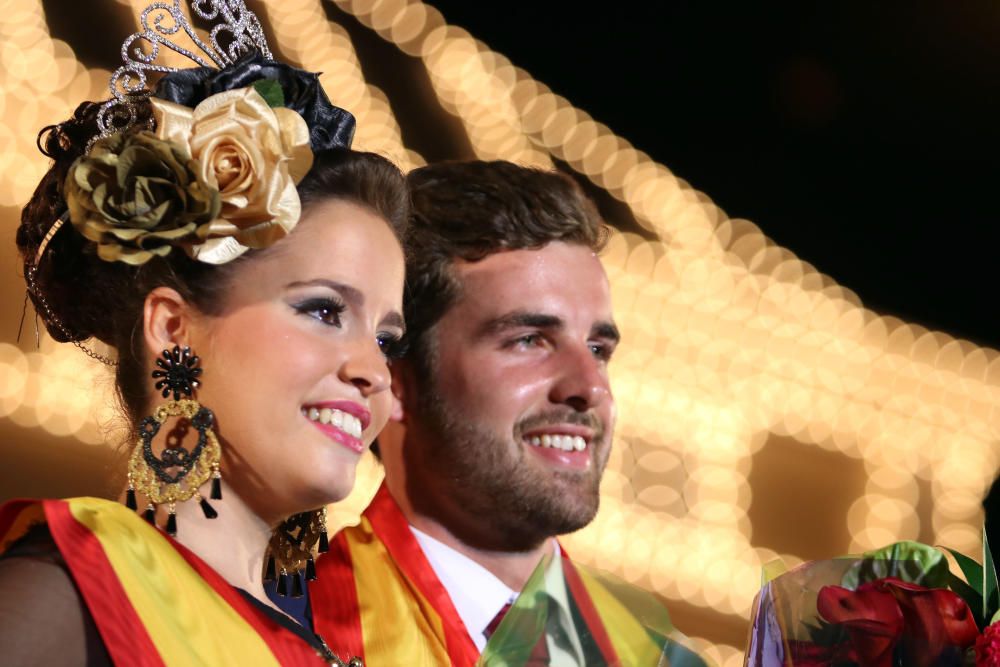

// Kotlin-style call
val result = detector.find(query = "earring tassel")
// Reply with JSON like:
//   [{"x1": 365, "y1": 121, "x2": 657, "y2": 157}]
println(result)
[
  {"x1": 210, "y1": 475, "x2": 222, "y2": 500},
  {"x1": 125, "y1": 488, "x2": 137, "y2": 511},
  {"x1": 165, "y1": 511, "x2": 178, "y2": 536},
  {"x1": 306, "y1": 557, "x2": 317, "y2": 581},
  {"x1": 199, "y1": 497, "x2": 218, "y2": 519},
  {"x1": 277, "y1": 571, "x2": 289, "y2": 596},
  {"x1": 264, "y1": 556, "x2": 276, "y2": 582},
  {"x1": 318, "y1": 529, "x2": 330, "y2": 553},
  {"x1": 291, "y1": 572, "x2": 304, "y2": 598},
  {"x1": 143, "y1": 505, "x2": 156, "y2": 525}
]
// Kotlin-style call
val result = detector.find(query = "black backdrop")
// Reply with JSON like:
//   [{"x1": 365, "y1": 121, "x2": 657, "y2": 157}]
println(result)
[{"x1": 429, "y1": 0, "x2": 1000, "y2": 349}]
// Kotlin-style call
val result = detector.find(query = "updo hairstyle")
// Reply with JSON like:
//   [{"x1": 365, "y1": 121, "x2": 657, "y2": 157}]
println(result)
[{"x1": 17, "y1": 100, "x2": 408, "y2": 428}]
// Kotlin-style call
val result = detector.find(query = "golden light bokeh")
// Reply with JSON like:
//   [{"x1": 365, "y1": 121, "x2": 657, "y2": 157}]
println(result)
[{"x1": 0, "y1": 1, "x2": 997, "y2": 662}]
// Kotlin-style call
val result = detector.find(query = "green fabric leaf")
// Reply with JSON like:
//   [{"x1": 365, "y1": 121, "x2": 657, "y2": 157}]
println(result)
[
  {"x1": 841, "y1": 540, "x2": 948, "y2": 590},
  {"x1": 252, "y1": 79, "x2": 285, "y2": 108}
]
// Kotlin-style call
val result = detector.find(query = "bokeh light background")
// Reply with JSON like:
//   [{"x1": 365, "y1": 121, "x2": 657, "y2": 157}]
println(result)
[{"x1": 1, "y1": 1, "x2": 999, "y2": 662}]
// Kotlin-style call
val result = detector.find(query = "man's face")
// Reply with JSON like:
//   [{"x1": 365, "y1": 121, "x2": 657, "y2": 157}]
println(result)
[{"x1": 403, "y1": 241, "x2": 618, "y2": 549}]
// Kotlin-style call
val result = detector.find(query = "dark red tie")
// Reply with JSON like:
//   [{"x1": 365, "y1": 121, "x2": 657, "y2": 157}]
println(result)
[{"x1": 483, "y1": 601, "x2": 513, "y2": 640}]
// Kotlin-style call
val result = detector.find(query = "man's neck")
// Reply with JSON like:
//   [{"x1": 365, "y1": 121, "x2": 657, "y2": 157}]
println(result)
[{"x1": 387, "y1": 478, "x2": 555, "y2": 591}]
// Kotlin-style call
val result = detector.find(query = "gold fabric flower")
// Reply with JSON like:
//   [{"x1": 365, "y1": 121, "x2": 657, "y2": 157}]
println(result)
[
  {"x1": 65, "y1": 132, "x2": 221, "y2": 265},
  {"x1": 152, "y1": 87, "x2": 313, "y2": 264}
]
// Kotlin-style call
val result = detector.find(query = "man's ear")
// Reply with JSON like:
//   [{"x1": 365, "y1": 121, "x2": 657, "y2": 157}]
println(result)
[{"x1": 143, "y1": 287, "x2": 195, "y2": 360}]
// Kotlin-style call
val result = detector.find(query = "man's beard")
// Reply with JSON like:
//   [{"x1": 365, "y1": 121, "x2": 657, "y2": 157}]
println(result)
[{"x1": 409, "y1": 376, "x2": 609, "y2": 551}]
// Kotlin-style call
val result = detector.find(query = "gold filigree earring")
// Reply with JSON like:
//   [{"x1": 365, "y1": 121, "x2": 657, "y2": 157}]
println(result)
[{"x1": 124, "y1": 345, "x2": 222, "y2": 535}]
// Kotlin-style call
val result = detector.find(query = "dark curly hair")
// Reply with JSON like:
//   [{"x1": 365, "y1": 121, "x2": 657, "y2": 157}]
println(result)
[{"x1": 18, "y1": 100, "x2": 408, "y2": 428}]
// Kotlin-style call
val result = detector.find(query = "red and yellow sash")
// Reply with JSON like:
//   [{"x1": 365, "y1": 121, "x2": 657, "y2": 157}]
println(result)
[
  {"x1": 0, "y1": 497, "x2": 327, "y2": 667},
  {"x1": 311, "y1": 484, "x2": 620, "y2": 666}
]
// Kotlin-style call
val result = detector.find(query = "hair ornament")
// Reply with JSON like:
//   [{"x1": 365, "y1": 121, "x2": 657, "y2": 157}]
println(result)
[
  {"x1": 26, "y1": 0, "x2": 357, "y2": 364},
  {"x1": 54, "y1": 0, "x2": 356, "y2": 266},
  {"x1": 98, "y1": 0, "x2": 273, "y2": 137}
]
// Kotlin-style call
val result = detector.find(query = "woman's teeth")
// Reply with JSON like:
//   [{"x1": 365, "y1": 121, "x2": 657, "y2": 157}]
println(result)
[
  {"x1": 306, "y1": 407, "x2": 363, "y2": 438},
  {"x1": 527, "y1": 434, "x2": 587, "y2": 452}
]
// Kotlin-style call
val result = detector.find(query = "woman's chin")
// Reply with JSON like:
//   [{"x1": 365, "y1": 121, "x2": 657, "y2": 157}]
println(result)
[{"x1": 295, "y1": 470, "x2": 357, "y2": 511}]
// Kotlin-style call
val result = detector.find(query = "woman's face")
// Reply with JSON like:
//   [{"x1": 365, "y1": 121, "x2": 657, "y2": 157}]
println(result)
[{"x1": 185, "y1": 200, "x2": 405, "y2": 522}]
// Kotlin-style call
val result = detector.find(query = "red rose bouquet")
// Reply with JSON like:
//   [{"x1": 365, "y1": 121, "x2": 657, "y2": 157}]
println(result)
[{"x1": 745, "y1": 535, "x2": 1000, "y2": 666}]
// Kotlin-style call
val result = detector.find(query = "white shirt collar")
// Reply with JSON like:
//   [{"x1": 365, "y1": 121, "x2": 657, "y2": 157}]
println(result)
[
  {"x1": 410, "y1": 525, "x2": 517, "y2": 652},
  {"x1": 408, "y1": 528, "x2": 582, "y2": 662}
]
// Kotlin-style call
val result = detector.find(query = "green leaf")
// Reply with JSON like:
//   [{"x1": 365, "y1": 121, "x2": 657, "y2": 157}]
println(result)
[
  {"x1": 985, "y1": 527, "x2": 999, "y2": 622},
  {"x1": 944, "y1": 547, "x2": 984, "y2": 598},
  {"x1": 252, "y1": 79, "x2": 285, "y2": 108},
  {"x1": 841, "y1": 540, "x2": 948, "y2": 590}
]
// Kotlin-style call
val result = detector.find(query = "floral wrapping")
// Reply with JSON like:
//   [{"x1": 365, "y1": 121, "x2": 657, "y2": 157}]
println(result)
[
  {"x1": 479, "y1": 553, "x2": 711, "y2": 666},
  {"x1": 744, "y1": 542, "x2": 989, "y2": 667}
]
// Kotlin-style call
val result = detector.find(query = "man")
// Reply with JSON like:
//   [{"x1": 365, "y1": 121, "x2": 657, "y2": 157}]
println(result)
[{"x1": 311, "y1": 160, "x2": 622, "y2": 664}]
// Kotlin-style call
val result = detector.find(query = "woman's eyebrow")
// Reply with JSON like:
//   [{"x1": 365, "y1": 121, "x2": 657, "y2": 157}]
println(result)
[
  {"x1": 381, "y1": 311, "x2": 405, "y2": 333},
  {"x1": 285, "y1": 279, "x2": 364, "y2": 308}
]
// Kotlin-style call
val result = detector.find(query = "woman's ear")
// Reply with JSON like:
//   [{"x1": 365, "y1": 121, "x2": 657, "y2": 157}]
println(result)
[{"x1": 143, "y1": 287, "x2": 194, "y2": 359}]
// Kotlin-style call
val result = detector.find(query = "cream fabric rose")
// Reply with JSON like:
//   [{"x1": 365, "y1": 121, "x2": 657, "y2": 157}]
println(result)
[{"x1": 151, "y1": 87, "x2": 313, "y2": 264}]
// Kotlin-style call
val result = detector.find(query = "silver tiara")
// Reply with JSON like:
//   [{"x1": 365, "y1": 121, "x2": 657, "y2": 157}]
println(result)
[{"x1": 97, "y1": 0, "x2": 273, "y2": 136}]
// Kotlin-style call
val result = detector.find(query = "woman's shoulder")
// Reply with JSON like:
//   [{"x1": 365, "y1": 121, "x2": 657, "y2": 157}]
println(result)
[
  {"x1": 2, "y1": 521, "x2": 59, "y2": 559},
  {"x1": 0, "y1": 514, "x2": 112, "y2": 665}
]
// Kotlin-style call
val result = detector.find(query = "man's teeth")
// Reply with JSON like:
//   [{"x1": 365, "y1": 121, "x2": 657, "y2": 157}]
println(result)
[
  {"x1": 306, "y1": 407, "x2": 363, "y2": 438},
  {"x1": 528, "y1": 434, "x2": 586, "y2": 452}
]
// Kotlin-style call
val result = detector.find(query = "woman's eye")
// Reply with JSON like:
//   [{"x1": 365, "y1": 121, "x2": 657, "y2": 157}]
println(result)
[
  {"x1": 295, "y1": 298, "x2": 346, "y2": 327},
  {"x1": 377, "y1": 333, "x2": 407, "y2": 360}
]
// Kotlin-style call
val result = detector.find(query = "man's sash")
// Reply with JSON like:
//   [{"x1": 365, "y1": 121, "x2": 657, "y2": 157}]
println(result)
[
  {"x1": 312, "y1": 484, "x2": 479, "y2": 665},
  {"x1": 311, "y1": 484, "x2": 623, "y2": 666},
  {"x1": 0, "y1": 497, "x2": 326, "y2": 667}
]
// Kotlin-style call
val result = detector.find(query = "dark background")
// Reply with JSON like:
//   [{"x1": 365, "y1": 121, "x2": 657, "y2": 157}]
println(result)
[
  {"x1": 46, "y1": 0, "x2": 1000, "y2": 346},
  {"x1": 428, "y1": 0, "x2": 1000, "y2": 349}
]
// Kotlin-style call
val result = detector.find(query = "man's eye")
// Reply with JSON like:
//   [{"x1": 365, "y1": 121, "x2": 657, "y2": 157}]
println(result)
[
  {"x1": 590, "y1": 343, "x2": 613, "y2": 361},
  {"x1": 377, "y1": 333, "x2": 407, "y2": 360},
  {"x1": 294, "y1": 298, "x2": 346, "y2": 327},
  {"x1": 514, "y1": 334, "x2": 542, "y2": 347}
]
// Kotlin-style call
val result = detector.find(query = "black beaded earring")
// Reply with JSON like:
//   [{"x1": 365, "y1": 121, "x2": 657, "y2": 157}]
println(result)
[
  {"x1": 125, "y1": 345, "x2": 222, "y2": 536},
  {"x1": 264, "y1": 508, "x2": 330, "y2": 597}
]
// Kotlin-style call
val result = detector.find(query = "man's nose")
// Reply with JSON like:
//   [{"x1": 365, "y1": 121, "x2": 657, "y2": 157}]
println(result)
[{"x1": 548, "y1": 344, "x2": 611, "y2": 412}]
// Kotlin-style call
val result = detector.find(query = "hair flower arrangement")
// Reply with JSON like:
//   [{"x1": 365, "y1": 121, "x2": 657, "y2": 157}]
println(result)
[
  {"x1": 65, "y1": 131, "x2": 221, "y2": 265},
  {"x1": 65, "y1": 79, "x2": 315, "y2": 266}
]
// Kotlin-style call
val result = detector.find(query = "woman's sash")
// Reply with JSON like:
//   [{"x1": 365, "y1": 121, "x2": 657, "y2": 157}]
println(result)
[{"x1": 0, "y1": 497, "x2": 327, "y2": 667}]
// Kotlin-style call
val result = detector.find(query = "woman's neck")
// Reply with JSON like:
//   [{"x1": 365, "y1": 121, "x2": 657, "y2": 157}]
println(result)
[{"x1": 169, "y1": 479, "x2": 276, "y2": 606}]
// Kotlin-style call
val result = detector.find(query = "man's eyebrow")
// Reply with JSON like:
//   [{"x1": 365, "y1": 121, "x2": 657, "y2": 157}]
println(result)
[
  {"x1": 592, "y1": 321, "x2": 621, "y2": 344},
  {"x1": 477, "y1": 311, "x2": 564, "y2": 338}
]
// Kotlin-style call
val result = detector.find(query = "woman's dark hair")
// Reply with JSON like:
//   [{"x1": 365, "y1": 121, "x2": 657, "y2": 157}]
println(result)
[{"x1": 17, "y1": 100, "x2": 408, "y2": 428}]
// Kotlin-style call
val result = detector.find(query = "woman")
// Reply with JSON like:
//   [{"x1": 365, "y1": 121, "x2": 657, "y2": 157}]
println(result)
[{"x1": 0, "y1": 12, "x2": 406, "y2": 667}]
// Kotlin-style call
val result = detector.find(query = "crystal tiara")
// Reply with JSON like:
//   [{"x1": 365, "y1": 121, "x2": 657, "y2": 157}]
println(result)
[{"x1": 98, "y1": 0, "x2": 273, "y2": 137}]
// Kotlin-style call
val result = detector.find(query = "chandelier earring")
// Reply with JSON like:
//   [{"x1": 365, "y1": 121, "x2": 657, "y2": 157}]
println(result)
[
  {"x1": 125, "y1": 345, "x2": 222, "y2": 535},
  {"x1": 265, "y1": 507, "x2": 331, "y2": 598}
]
